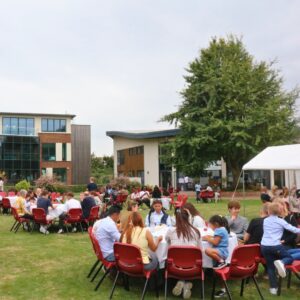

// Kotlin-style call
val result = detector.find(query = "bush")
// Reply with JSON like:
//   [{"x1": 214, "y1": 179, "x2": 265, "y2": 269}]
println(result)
[
  {"x1": 109, "y1": 176, "x2": 142, "y2": 193},
  {"x1": 15, "y1": 180, "x2": 31, "y2": 191},
  {"x1": 66, "y1": 185, "x2": 87, "y2": 193},
  {"x1": 35, "y1": 175, "x2": 65, "y2": 193}
]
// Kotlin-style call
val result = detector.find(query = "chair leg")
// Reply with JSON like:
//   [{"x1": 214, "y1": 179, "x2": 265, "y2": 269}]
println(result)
[
  {"x1": 154, "y1": 273, "x2": 159, "y2": 298},
  {"x1": 251, "y1": 276, "x2": 264, "y2": 300},
  {"x1": 109, "y1": 271, "x2": 120, "y2": 299},
  {"x1": 222, "y1": 280, "x2": 232, "y2": 300},
  {"x1": 141, "y1": 278, "x2": 149, "y2": 300},
  {"x1": 164, "y1": 277, "x2": 168, "y2": 300},
  {"x1": 79, "y1": 222, "x2": 84, "y2": 233},
  {"x1": 200, "y1": 279, "x2": 205, "y2": 299},
  {"x1": 14, "y1": 222, "x2": 21, "y2": 233},
  {"x1": 91, "y1": 263, "x2": 103, "y2": 282},
  {"x1": 94, "y1": 267, "x2": 110, "y2": 291},
  {"x1": 211, "y1": 274, "x2": 216, "y2": 300},
  {"x1": 240, "y1": 279, "x2": 245, "y2": 296},
  {"x1": 277, "y1": 277, "x2": 282, "y2": 296},
  {"x1": 287, "y1": 270, "x2": 292, "y2": 289},
  {"x1": 10, "y1": 220, "x2": 17, "y2": 231},
  {"x1": 87, "y1": 259, "x2": 100, "y2": 278},
  {"x1": 123, "y1": 274, "x2": 130, "y2": 291}
]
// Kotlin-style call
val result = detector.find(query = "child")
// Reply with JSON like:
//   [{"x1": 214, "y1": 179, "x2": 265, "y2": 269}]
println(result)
[
  {"x1": 203, "y1": 215, "x2": 229, "y2": 269},
  {"x1": 261, "y1": 202, "x2": 300, "y2": 295}
]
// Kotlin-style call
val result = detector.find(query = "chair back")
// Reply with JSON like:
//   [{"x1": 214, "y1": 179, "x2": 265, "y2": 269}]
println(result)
[
  {"x1": 88, "y1": 206, "x2": 100, "y2": 221},
  {"x1": 8, "y1": 192, "x2": 16, "y2": 196},
  {"x1": 228, "y1": 244, "x2": 261, "y2": 278},
  {"x1": 114, "y1": 242, "x2": 144, "y2": 276},
  {"x1": 0, "y1": 191, "x2": 7, "y2": 198},
  {"x1": 51, "y1": 192, "x2": 57, "y2": 201},
  {"x1": 88, "y1": 227, "x2": 100, "y2": 257},
  {"x1": 11, "y1": 207, "x2": 21, "y2": 221},
  {"x1": 89, "y1": 228, "x2": 105, "y2": 261},
  {"x1": 32, "y1": 208, "x2": 47, "y2": 223},
  {"x1": 166, "y1": 246, "x2": 203, "y2": 279},
  {"x1": 2, "y1": 198, "x2": 11, "y2": 209},
  {"x1": 67, "y1": 208, "x2": 83, "y2": 222}
]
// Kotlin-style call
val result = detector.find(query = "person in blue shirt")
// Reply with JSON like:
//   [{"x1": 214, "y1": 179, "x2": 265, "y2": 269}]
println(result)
[
  {"x1": 194, "y1": 183, "x2": 201, "y2": 202},
  {"x1": 202, "y1": 215, "x2": 229, "y2": 269},
  {"x1": 261, "y1": 202, "x2": 300, "y2": 295}
]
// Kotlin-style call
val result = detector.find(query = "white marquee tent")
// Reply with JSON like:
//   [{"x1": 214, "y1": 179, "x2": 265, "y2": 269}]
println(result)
[{"x1": 242, "y1": 144, "x2": 300, "y2": 188}]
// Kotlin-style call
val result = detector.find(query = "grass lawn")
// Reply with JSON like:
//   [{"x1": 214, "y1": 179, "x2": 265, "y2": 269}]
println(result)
[{"x1": 1, "y1": 199, "x2": 300, "y2": 299}]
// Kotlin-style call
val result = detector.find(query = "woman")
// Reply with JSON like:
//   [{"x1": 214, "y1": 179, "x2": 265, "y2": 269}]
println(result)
[
  {"x1": 121, "y1": 212, "x2": 162, "y2": 270},
  {"x1": 165, "y1": 209, "x2": 201, "y2": 299},
  {"x1": 183, "y1": 203, "x2": 206, "y2": 228},
  {"x1": 119, "y1": 200, "x2": 138, "y2": 231},
  {"x1": 152, "y1": 185, "x2": 162, "y2": 199},
  {"x1": 270, "y1": 185, "x2": 279, "y2": 201}
]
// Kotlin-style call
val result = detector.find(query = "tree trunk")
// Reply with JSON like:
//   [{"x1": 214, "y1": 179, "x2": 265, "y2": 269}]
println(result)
[{"x1": 226, "y1": 160, "x2": 242, "y2": 189}]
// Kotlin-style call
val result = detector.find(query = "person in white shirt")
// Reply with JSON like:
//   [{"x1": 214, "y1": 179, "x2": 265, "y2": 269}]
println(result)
[
  {"x1": 183, "y1": 202, "x2": 206, "y2": 228},
  {"x1": 184, "y1": 176, "x2": 189, "y2": 191},
  {"x1": 57, "y1": 192, "x2": 81, "y2": 234},
  {"x1": 0, "y1": 177, "x2": 4, "y2": 192},
  {"x1": 145, "y1": 199, "x2": 171, "y2": 227},
  {"x1": 95, "y1": 205, "x2": 122, "y2": 261}
]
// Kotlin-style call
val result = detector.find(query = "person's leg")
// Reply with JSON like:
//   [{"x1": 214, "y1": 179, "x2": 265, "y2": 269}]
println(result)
[
  {"x1": 58, "y1": 213, "x2": 67, "y2": 230},
  {"x1": 105, "y1": 253, "x2": 115, "y2": 262},
  {"x1": 205, "y1": 248, "x2": 223, "y2": 262},
  {"x1": 142, "y1": 198, "x2": 151, "y2": 208},
  {"x1": 261, "y1": 246, "x2": 278, "y2": 289},
  {"x1": 144, "y1": 254, "x2": 159, "y2": 271},
  {"x1": 287, "y1": 248, "x2": 300, "y2": 261},
  {"x1": 278, "y1": 246, "x2": 294, "y2": 265}
]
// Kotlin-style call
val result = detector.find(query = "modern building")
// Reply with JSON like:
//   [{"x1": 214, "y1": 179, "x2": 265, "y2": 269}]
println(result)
[
  {"x1": 0, "y1": 112, "x2": 91, "y2": 185},
  {"x1": 107, "y1": 129, "x2": 181, "y2": 187}
]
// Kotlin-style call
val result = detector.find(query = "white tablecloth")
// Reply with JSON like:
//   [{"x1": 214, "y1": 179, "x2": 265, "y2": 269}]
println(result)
[
  {"x1": 148, "y1": 226, "x2": 238, "y2": 269},
  {"x1": 48, "y1": 204, "x2": 67, "y2": 219},
  {"x1": 150, "y1": 198, "x2": 171, "y2": 210}
]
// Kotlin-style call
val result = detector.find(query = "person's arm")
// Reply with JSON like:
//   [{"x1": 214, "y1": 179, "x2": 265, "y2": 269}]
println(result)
[
  {"x1": 108, "y1": 224, "x2": 121, "y2": 241},
  {"x1": 281, "y1": 218, "x2": 300, "y2": 234},
  {"x1": 146, "y1": 230, "x2": 162, "y2": 251},
  {"x1": 243, "y1": 232, "x2": 250, "y2": 243},
  {"x1": 282, "y1": 215, "x2": 298, "y2": 245},
  {"x1": 202, "y1": 235, "x2": 221, "y2": 246},
  {"x1": 145, "y1": 215, "x2": 150, "y2": 227},
  {"x1": 242, "y1": 217, "x2": 249, "y2": 233}
]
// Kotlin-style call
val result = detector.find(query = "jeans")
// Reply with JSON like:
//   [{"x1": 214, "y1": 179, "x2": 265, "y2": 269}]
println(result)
[
  {"x1": 261, "y1": 245, "x2": 294, "y2": 288},
  {"x1": 105, "y1": 253, "x2": 115, "y2": 262},
  {"x1": 144, "y1": 253, "x2": 159, "y2": 271},
  {"x1": 288, "y1": 248, "x2": 300, "y2": 260}
]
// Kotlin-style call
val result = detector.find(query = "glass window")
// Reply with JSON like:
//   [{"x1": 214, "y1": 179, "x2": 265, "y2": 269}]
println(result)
[
  {"x1": 26, "y1": 119, "x2": 34, "y2": 135},
  {"x1": 19, "y1": 118, "x2": 26, "y2": 135},
  {"x1": 48, "y1": 119, "x2": 54, "y2": 132},
  {"x1": 10, "y1": 118, "x2": 18, "y2": 135},
  {"x1": 41, "y1": 119, "x2": 67, "y2": 132},
  {"x1": 3, "y1": 118, "x2": 10, "y2": 134},
  {"x1": 2, "y1": 117, "x2": 35, "y2": 136},
  {"x1": 54, "y1": 119, "x2": 60, "y2": 132},
  {"x1": 117, "y1": 150, "x2": 125, "y2": 165},
  {"x1": 42, "y1": 143, "x2": 56, "y2": 161},
  {"x1": 53, "y1": 168, "x2": 67, "y2": 183},
  {"x1": 62, "y1": 143, "x2": 67, "y2": 161},
  {"x1": 60, "y1": 119, "x2": 66, "y2": 132},
  {"x1": 41, "y1": 119, "x2": 48, "y2": 132}
]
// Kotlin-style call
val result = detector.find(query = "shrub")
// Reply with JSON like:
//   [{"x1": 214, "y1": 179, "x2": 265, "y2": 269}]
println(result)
[
  {"x1": 15, "y1": 180, "x2": 31, "y2": 191},
  {"x1": 35, "y1": 175, "x2": 65, "y2": 193},
  {"x1": 109, "y1": 176, "x2": 142, "y2": 193}
]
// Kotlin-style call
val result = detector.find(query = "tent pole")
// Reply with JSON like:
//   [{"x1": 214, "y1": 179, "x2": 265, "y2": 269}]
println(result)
[{"x1": 232, "y1": 169, "x2": 243, "y2": 201}]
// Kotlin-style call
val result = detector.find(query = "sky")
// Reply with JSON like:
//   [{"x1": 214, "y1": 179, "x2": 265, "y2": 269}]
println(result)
[{"x1": 0, "y1": 0, "x2": 299, "y2": 155}]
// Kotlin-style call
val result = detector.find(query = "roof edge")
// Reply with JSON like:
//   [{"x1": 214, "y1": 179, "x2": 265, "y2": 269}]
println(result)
[{"x1": 106, "y1": 129, "x2": 180, "y2": 139}]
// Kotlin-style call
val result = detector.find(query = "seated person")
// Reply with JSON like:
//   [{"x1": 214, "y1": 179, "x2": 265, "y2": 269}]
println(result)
[
  {"x1": 225, "y1": 200, "x2": 248, "y2": 240},
  {"x1": 138, "y1": 186, "x2": 151, "y2": 208},
  {"x1": 260, "y1": 186, "x2": 271, "y2": 203},
  {"x1": 244, "y1": 203, "x2": 269, "y2": 244},
  {"x1": 95, "y1": 205, "x2": 122, "y2": 261},
  {"x1": 119, "y1": 200, "x2": 138, "y2": 231},
  {"x1": 80, "y1": 191, "x2": 96, "y2": 219},
  {"x1": 183, "y1": 202, "x2": 206, "y2": 228},
  {"x1": 129, "y1": 188, "x2": 139, "y2": 201},
  {"x1": 145, "y1": 199, "x2": 171, "y2": 227},
  {"x1": 166, "y1": 209, "x2": 201, "y2": 299},
  {"x1": 57, "y1": 192, "x2": 81, "y2": 234},
  {"x1": 37, "y1": 190, "x2": 54, "y2": 234},
  {"x1": 151, "y1": 185, "x2": 162, "y2": 199},
  {"x1": 121, "y1": 212, "x2": 162, "y2": 270}
]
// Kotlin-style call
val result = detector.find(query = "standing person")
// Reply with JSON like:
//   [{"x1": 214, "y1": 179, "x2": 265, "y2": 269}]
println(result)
[
  {"x1": 183, "y1": 203, "x2": 206, "y2": 228},
  {"x1": 95, "y1": 205, "x2": 122, "y2": 262},
  {"x1": 225, "y1": 200, "x2": 248, "y2": 240},
  {"x1": 195, "y1": 182, "x2": 201, "y2": 202},
  {"x1": 0, "y1": 177, "x2": 4, "y2": 192},
  {"x1": 121, "y1": 212, "x2": 162, "y2": 271},
  {"x1": 80, "y1": 191, "x2": 96, "y2": 220},
  {"x1": 57, "y1": 192, "x2": 81, "y2": 234},
  {"x1": 184, "y1": 176, "x2": 189, "y2": 191},
  {"x1": 145, "y1": 200, "x2": 171, "y2": 227},
  {"x1": 37, "y1": 190, "x2": 54, "y2": 234},
  {"x1": 87, "y1": 177, "x2": 98, "y2": 192},
  {"x1": 261, "y1": 202, "x2": 300, "y2": 295},
  {"x1": 166, "y1": 209, "x2": 201, "y2": 299}
]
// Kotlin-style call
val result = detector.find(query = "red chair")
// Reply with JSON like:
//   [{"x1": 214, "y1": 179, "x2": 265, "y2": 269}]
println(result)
[
  {"x1": 87, "y1": 227, "x2": 101, "y2": 279},
  {"x1": 165, "y1": 246, "x2": 204, "y2": 299},
  {"x1": 10, "y1": 207, "x2": 31, "y2": 233},
  {"x1": 84, "y1": 206, "x2": 99, "y2": 226},
  {"x1": 109, "y1": 242, "x2": 159, "y2": 300},
  {"x1": 89, "y1": 229, "x2": 116, "y2": 291},
  {"x1": 211, "y1": 244, "x2": 264, "y2": 300},
  {"x1": 51, "y1": 192, "x2": 57, "y2": 201},
  {"x1": 31, "y1": 208, "x2": 53, "y2": 234},
  {"x1": 277, "y1": 260, "x2": 300, "y2": 296},
  {"x1": 0, "y1": 191, "x2": 6, "y2": 198},
  {"x1": 8, "y1": 191, "x2": 16, "y2": 196},
  {"x1": 1, "y1": 198, "x2": 11, "y2": 214},
  {"x1": 64, "y1": 208, "x2": 83, "y2": 233},
  {"x1": 114, "y1": 194, "x2": 128, "y2": 206}
]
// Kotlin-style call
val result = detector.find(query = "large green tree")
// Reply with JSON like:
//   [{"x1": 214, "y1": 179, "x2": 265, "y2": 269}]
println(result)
[{"x1": 162, "y1": 36, "x2": 299, "y2": 187}]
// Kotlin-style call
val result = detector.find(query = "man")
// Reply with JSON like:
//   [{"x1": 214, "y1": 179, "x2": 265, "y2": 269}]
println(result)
[
  {"x1": 81, "y1": 191, "x2": 96, "y2": 219},
  {"x1": 57, "y1": 192, "x2": 81, "y2": 234},
  {"x1": 138, "y1": 186, "x2": 151, "y2": 208},
  {"x1": 87, "y1": 177, "x2": 98, "y2": 192},
  {"x1": 244, "y1": 203, "x2": 269, "y2": 244},
  {"x1": 145, "y1": 199, "x2": 171, "y2": 227},
  {"x1": 37, "y1": 190, "x2": 54, "y2": 234},
  {"x1": 95, "y1": 205, "x2": 122, "y2": 261},
  {"x1": 35, "y1": 187, "x2": 42, "y2": 199},
  {"x1": 225, "y1": 200, "x2": 249, "y2": 240},
  {"x1": 184, "y1": 176, "x2": 189, "y2": 191},
  {"x1": 195, "y1": 182, "x2": 201, "y2": 201}
]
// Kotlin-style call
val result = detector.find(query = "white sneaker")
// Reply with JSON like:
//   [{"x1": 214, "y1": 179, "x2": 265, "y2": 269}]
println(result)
[
  {"x1": 45, "y1": 230, "x2": 50, "y2": 235},
  {"x1": 72, "y1": 227, "x2": 77, "y2": 233},
  {"x1": 40, "y1": 226, "x2": 46, "y2": 234},
  {"x1": 57, "y1": 229, "x2": 63, "y2": 234},
  {"x1": 23, "y1": 223, "x2": 28, "y2": 231},
  {"x1": 172, "y1": 280, "x2": 184, "y2": 296},
  {"x1": 269, "y1": 288, "x2": 278, "y2": 295},
  {"x1": 274, "y1": 260, "x2": 286, "y2": 278},
  {"x1": 183, "y1": 282, "x2": 193, "y2": 299}
]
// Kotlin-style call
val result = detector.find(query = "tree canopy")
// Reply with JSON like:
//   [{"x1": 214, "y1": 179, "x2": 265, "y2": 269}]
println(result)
[{"x1": 162, "y1": 36, "x2": 299, "y2": 186}]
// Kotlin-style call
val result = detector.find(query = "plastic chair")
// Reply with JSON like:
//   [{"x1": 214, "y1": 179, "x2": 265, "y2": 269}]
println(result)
[
  {"x1": 1, "y1": 198, "x2": 11, "y2": 214},
  {"x1": 87, "y1": 227, "x2": 101, "y2": 279},
  {"x1": 10, "y1": 207, "x2": 30, "y2": 233},
  {"x1": 211, "y1": 244, "x2": 264, "y2": 300},
  {"x1": 89, "y1": 229, "x2": 116, "y2": 291},
  {"x1": 8, "y1": 191, "x2": 16, "y2": 196},
  {"x1": 0, "y1": 191, "x2": 7, "y2": 198},
  {"x1": 165, "y1": 246, "x2": 204, "y2": 299},
  {"x1": 31, "y1": 208, "x2": 53, "y2": 234},
  {"x1": 277, "y1": 260, "x2": 300, "y2": 296},
  {"x1": 64, "y1": 208, "x2": 83, "y2": 233},
  {"x1": 84, "y1": 206, "x2": 99, "y2": 226},
  {"x1": 109, "y1": 242, "x2": 159, "y2": 300}
]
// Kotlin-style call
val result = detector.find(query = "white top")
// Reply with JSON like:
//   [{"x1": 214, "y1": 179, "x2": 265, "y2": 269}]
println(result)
[
  {"x1": 206, "y1": 186, "x2": 213, "y2": 192},
  {"x1": 139, "y1": 191, "x2": 150, "y2": 199},
  {"x1": 190, "y1": 215, "x2": 206, "y2": 228},
  {"x1": 145, "y1": 211, "x2": 172, "y2": 227},
  {"x1": 65, "y1": 198, "x2": 81, "y2": 212}
]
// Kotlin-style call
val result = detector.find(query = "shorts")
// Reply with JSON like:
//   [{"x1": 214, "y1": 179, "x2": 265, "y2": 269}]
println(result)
[{"x1": 216, "y1": 247, "x2": 228, "y2": 260}]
